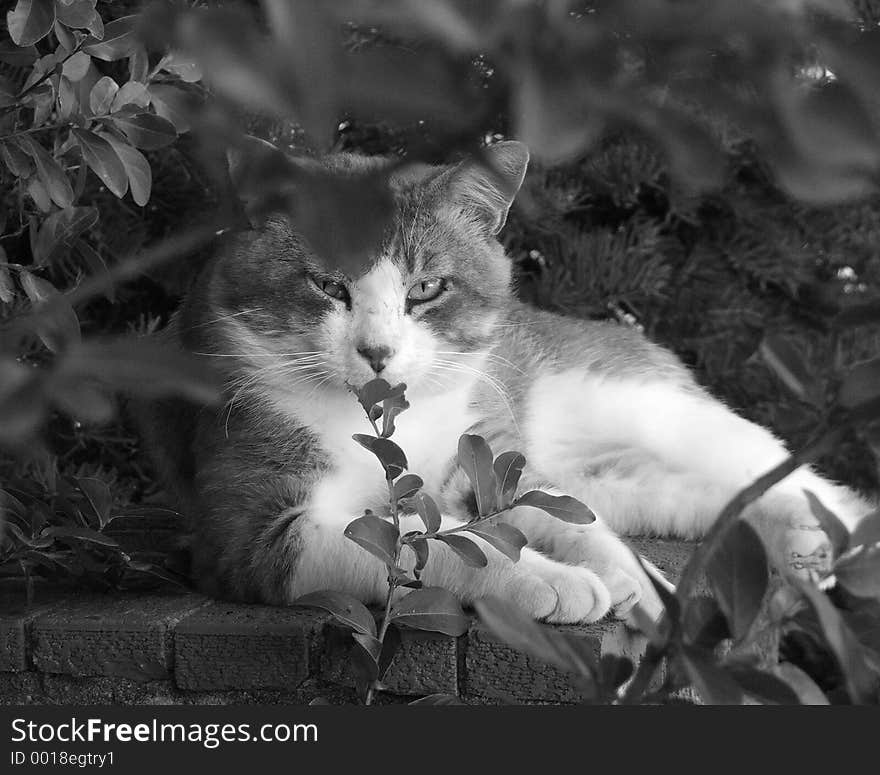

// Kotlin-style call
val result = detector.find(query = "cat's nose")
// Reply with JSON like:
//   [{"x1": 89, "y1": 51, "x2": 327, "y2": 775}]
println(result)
[{"x1": 356, "y1": 344, "x2": 394, "y2": 373}]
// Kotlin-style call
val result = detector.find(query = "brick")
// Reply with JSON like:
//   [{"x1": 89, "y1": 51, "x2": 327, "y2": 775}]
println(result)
[
  {"x1": 320, "y1": 621, "x2": 459, "y2": 696},
  {"x1": 383, "y1": 629, "x2": 459, "y2": 695},
  {"x1": 31, "y1": 593, "x2": 206, "y2": 680},
  {"x1": 173, "y1": 601, "x2": 326, "y2": 691},
  {"x1": 0, "y1": 584, "x2": 70, "y2": 672},
  {"x1": 463, "y1": 618, "x2": 617, "y2": 704}
]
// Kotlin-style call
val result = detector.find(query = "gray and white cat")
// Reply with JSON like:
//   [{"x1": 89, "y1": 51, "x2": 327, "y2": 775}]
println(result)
[{"x1": 139, "y1": 141, "x2": 871, "y2": 624}]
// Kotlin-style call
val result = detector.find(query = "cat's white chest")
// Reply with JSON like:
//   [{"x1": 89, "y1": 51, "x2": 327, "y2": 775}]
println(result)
[{"x1": 276, "y1": 384, "x2": 477, "y2": 526}]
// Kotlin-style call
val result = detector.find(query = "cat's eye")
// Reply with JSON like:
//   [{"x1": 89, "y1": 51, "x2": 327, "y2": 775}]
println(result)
[
  {"x1": 311, "y1": 276, "x2": 349, "y2": 302},
  {"x1": 407, "y1": 277, "x2": 447, "y2": 305}
]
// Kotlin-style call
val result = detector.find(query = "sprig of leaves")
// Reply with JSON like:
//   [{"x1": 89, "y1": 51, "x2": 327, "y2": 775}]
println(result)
[{"x1": 296, "y1": 378, "x2": 599, "y2": 704}]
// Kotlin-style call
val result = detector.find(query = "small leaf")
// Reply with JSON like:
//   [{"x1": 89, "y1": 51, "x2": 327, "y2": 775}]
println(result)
[
  {"x1": 835, "y1": 545, "x2": 880, "y2": 600},
  {"x1": 72, "y1": 128, "x2": 128, "y2": 198},
  {"x1": 407, "y1": 537, "x2": 429, "y2": 575},
  {"x1": 110, "y1": 80, "x2": 149, "y2": 112},
  {"x1": 513, "y1": 490, "x2": 595, "y2": 524},
  {"x1": 8, "y1": 0, "x2": 56, "y2": 47},
  {"x1": 706, "y1": 521, "x2": 769, "y2": 640},
  {"x1": 381, "y1": 392, "x2": 409, "y2": 438},
  {"x1": 19, "y1": 136, "x2": 74, "y2": 208},
  {"x1": 465, "y1": 519, "x2": 528, "y2": 562},
  {"x1": 57, "y1": 75, "x2": 77, "y2": 119},
  {"x1": 436, "y1": 534, "x2": 488, "y2": 568},
  {"x1": 726, "y1": 665, "x2": 801, "y2": 705},
  {"x1": 89, "y1": 75, "x2": 118, "y2": 115},
  {"x1": 850, "y1": 511, "x2": 880, "y2": 549},
  {"x1": 387, "y1": 474, "x2": 421, "y2": 503},
  {"x1": 389, "y1": 586, "x2": 469, "y2": 636},
  {"x1": 61, "y1": 50, "x2": 91, "y2": 81},
  {"x1": 356, "y1": 378, "x2": 402, "y2": 415},
  {"x1": 458, "y1": 434, "x2": 497, "y2": 516},
  {"x1": 413, "y1": 492, "x2": 441, "y2": 534},
  {"x1": 1, "y1": 141, "x2": 35, "y2": 177},
  {"x1": 26, "y1": 178, "x2": 51, "y2": 212},
  {"x1": 55, "y1": 0, "x2": 102, "y2": 36},
  {"x1": 680, "y1": 646, "x2": 745, "y2": 705},
  {"x1": 294, "y1": 590, "x2": 377, "y2": 637},
  {"x1": 110, "y1": 111, "x2": 177, "y2": 150},
  {"x1": 75, "y1": 476, "x2": 112, "y2": 528},
  {"x1": 409, "y1": 693, "x2": 462, "y2": 705},
  {"x1": 19, "y1": 270, "x2": 80, "y2": 352},
  {"x1": 352, "y1": 434, "x2": 407, "y2": 479},
  {"x1": 493, "y1": 451, "x2": 525, "y2": 508},
  {"x1": 352, "y1": 631, "x2": 382, "y2": 663},
  {"x1": 100, "y1": 132, "x2": 151, "y2": 206},
  {"x1": 344, "y1": 513, "x2": 399, "y2": 566},
  {"x1": 377, "y1": 623, "x2": 401, "y2": 680},
  {"x1": 159, "y1": 51, "x2": 202, "y2": 83},
  {"x1": 82, "y1": 15, "x2": 137, "y2": 61},
  {"x1": 759, "y1": 334, "x2": 818, "y2": 404},
  {"x1": 803, "y1": 489, "x2": 849, "y2": 560}
]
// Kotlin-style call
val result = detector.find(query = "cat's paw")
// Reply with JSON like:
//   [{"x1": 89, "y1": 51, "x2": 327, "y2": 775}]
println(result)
[
  {"x1": 781, "y1": 525, "x2": 833, "y2": 583},
  {"x1": 602, "y1": 566, "x2": 668, "y2": 624},
  {"x1": 604, "y1": 569, "x2": 646, "y2": 618},
  {"x1": 508, "y1": 562, "x2": 611, "y2": 624}
]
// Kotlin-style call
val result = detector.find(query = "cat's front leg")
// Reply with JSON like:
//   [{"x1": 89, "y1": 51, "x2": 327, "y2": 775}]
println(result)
[
  {"x1": 526, "y1": 373, "x2": 873, "y2": 581},
  {"x1": 501, "y1": 497, "x2": 669, "y2": 623}
]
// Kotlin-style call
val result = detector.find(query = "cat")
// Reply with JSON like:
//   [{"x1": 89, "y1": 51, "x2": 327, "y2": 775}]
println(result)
[{"x1": 137, "y1": 140, "x2": 872, "y2": 625}]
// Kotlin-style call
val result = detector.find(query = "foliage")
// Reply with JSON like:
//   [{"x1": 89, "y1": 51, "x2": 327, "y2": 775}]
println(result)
[
  {"x1": 1, "y1": 0, "x2": 880, "y2": 704},
  {"x1": 0, "y1": 469, "x2": 187, "y2": 599}
]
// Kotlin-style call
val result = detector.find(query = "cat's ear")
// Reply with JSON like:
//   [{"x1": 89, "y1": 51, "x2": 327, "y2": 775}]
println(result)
[{"x1": 446, "y1": 141, "x2": 530, "y2": 234}]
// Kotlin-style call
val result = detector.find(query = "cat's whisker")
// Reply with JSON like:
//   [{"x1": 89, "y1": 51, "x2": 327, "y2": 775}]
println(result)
[
  {"x1": 186, "y1": 307, "x2": 265, "y2": 329},
  {"x1": 223, "y1": 360, "x2": 331, "y2": 435},
  {"x1": 430, "y1": 359, "x2": 520, "y2": 435},
  {"x1": 434, "y1": 349, "x2": 525, "y2": 375},
  {"x1": 485, "y1": 319, "x2": 545, "y2": 329},
  {"x1": 196, "y1": 350, "x2": 326, "y2": 358}
]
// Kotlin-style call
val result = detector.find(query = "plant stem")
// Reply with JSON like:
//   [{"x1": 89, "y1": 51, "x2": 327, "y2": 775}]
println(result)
[
  {"x1": 365, "y1": 569, "x2": 398, "y2": 707},
  {"x1": 401, "y1": 507, "x2": 509, "y2": 544},
  {"x1": 364, "y1": 435, "x2": 404, "y2": 704}
]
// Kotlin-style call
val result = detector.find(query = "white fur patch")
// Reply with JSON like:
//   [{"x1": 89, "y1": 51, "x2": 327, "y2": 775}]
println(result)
[{"x1": 523, "y1": 370, "x2": 870, "y2": 536}]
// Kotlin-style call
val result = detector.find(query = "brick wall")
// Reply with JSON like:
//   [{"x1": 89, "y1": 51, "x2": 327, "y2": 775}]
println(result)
[{"x1": 0, "y1": 539, "x2": 696, "y2": 705}]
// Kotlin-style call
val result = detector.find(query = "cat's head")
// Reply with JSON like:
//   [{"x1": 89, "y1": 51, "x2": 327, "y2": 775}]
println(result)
[{"x1": 201, "y1": 141, "x2": 529, "y2": 397}]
